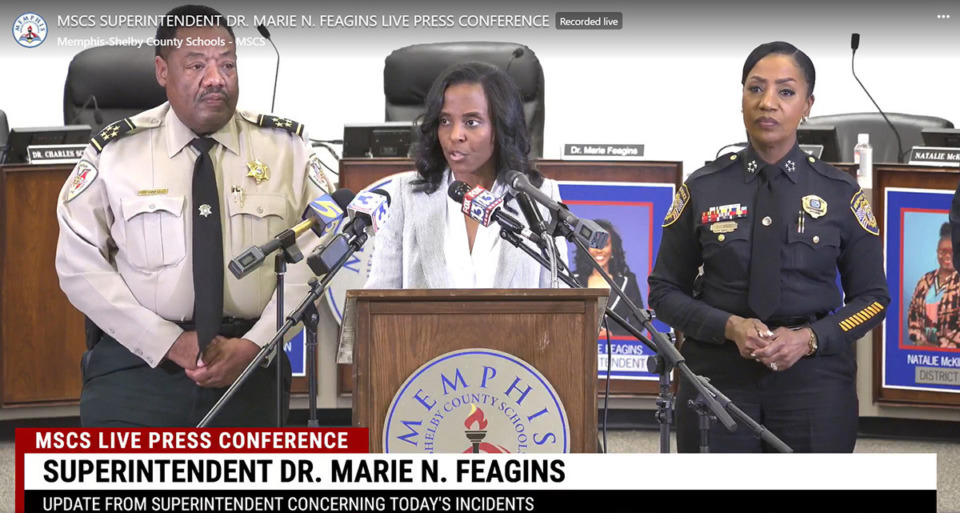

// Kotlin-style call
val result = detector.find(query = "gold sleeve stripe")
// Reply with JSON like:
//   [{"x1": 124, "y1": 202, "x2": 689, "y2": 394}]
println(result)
[{"x1": 840, "y1": 302, "x2": 886, "y2": 332}]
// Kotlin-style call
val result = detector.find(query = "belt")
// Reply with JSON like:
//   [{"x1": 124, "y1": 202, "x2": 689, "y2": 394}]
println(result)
[
  {"x1": 175, "y1": 317, "x2": 258, "y2": 338},
  {"x1": 763, "y1": 313, "x2": 827, "y2": 330}
]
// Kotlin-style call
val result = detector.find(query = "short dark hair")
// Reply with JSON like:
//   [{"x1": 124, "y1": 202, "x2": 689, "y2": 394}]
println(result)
[
  {"x1": 574, "y1": 219, "x2": 630, "y2": 278},
  {"x1": 155, "y1": 5, "x2": 235, "y2": 59},
  {"x1": 741, "y1": 41, "x2": 816, "y2": 97},
  {"x1": 411, "y1": 61, "x2": 543, "y2": 194},
  {"x1": 941, "y1": 222, "x2": 951, "y2": 241}
]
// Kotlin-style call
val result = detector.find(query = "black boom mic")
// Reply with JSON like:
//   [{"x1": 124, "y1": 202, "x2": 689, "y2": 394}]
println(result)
[
  {"x1": 258, "y1": 24, "x2": 280, "y2": 114},
  {"x1": 515, "y1": 191, "x2": 549, "y2": 240},
  {"x1": 850, "y1": 33, "x2": 904, "y2": 163},
  {"x1": 69, "y1": 94, "x2": 103, "y2": 126}
]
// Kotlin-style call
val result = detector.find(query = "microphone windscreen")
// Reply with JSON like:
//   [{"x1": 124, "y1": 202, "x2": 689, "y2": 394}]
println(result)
[
  {"x1": 257, "y1": 24, "x2": 271, "y2": 39},
  {"x1": 851, "y1": 33, "x2": 860, "y2": 51},
  {"x1": 331, "y1": 188, "x2": 355, "y2": 209},
  {"x1": 447, "y1": 180, "x2": 472, "y2": 203}
]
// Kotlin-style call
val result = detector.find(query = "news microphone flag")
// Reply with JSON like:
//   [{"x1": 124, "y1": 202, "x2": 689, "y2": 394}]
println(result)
[
  {"x1": 302, "y1": 191, "x2": 346, "y2": 238},
  {"x1": 461, "y1": 185, "x2": 503, "y2": 227},
  {"x1": 346, "y1": 190, "x2": 390, "y2": 235}
]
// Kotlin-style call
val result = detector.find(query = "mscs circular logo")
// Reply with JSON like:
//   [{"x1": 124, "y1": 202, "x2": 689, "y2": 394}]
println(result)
[
  {"x1": 13, "y1": 13, "x2": 47, "y2": 48},
  {"x1": 383, "y1": 349, "x2": 570, "y2": 454}
]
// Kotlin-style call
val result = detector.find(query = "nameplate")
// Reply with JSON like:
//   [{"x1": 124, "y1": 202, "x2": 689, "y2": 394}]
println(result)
[
  {"x1": 27, "y1": 144, "x2": 86, "y2": 164},
  {"x1": 799, "y1": 144, "x2": 824, "y2": 159},
  {"x1": 563, "y1": 143, "x2": 644, "y2": 160},
  {"x1": 908, "y1": 146, "x2": 960, "y2": 167}
]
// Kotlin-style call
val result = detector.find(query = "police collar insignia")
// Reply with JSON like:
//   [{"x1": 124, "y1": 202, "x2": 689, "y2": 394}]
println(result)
[
  {"x1": 801, "y1": 195, "x2": 827, "y2": 218},
  {"x1": 701, "y1": 203, "x2": 748, "y2": 224},
  {"x1": 246, "y1": 159, "x2": 270, "y2": 184},
  {"x1": 746, "y1": 160, "x2": 758, "y2": 173}
]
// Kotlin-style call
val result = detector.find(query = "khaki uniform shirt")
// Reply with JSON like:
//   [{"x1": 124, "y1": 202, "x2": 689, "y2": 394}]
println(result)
[{"x1": 56, "y1": 102, "x2": 336, "y2": 368}]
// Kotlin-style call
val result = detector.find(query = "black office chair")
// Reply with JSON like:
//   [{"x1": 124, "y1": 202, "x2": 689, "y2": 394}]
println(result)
[
  {"x1": 802, "y1": 113, "x2": 954, "y2": 163},
  {"x1": 63, "y1": 45, "x2": 167, "y2": 133},
  {"x1": 0, "y1": 109, "x2": 9, "y2": 150},
  {"x1": 383, "y1": 42, "x2": 545, "y2": 158}
]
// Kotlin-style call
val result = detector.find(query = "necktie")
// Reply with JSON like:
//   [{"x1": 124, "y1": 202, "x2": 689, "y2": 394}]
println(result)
[
  {"x1": 747, "y1": 164, "x2": 781, "y2": 320},
  {"x1": 190, "y1": 137, "x2": 223, "y2": 357}
]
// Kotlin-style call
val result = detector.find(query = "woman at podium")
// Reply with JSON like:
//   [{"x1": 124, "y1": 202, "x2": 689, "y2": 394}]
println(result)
[
  {"x1": 365, "y1": 62, "x2": 567, "y2": 289},
  {"x1": 648, "y1": 41, "x2": 889, "y2": 452}
]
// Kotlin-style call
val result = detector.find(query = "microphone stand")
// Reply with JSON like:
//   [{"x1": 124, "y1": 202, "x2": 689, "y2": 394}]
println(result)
[
  {"x1": 499, "y1": 227, "x2": 673, "y2": 451},
  {"x1": 272, "y1": 232, "x2": 305, "y2": 427},
  {"x1": 551, "y1": 209, "x2": 790, "y2": 451},
  {"x1": 566, "y1": 229, "x2": 791, "y2": 452},
  {"x1": 198, "y1": 231, "x2": 365, "y2": 428}
]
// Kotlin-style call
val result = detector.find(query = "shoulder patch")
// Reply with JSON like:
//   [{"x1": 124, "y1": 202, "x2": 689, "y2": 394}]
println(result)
[
  {"x1": 65, "y1": 160, "x2": 98, "y2": 203},
  {"x1": 663, "y1": 184, "x2": 690, "y2": 227},
  {"x1": 245, "y1": 113, "x2": 305, "y2": 139},
  {"x1": 307, "y1": 153, "x2": 334, "y2": 192},
  {"x1": 90, "y1": 118, "x2": 136, "y2": 153},
  {"x1": 850, "y1": 189, "x2": 879, "y2": 236}
]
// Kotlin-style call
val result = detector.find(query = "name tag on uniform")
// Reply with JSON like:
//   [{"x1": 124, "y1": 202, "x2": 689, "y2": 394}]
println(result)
[
  {"x1": 709, "y1": 221, "x2": 739, "y2": 233},
  {"x1": 138, "y1": 189, "x2": 169, "y2": 196}
]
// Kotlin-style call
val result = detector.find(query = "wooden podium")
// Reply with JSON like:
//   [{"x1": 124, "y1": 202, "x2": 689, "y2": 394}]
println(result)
[{"x1": 344, "y1": 288, "x2": 608, "y2": 453}]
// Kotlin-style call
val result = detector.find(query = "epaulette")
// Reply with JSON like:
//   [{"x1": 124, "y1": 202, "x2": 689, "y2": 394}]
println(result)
[
  {"x1": 239, "y1": 111, "x2": 305, "y2": 139},
  {"x1": 687, "y1": 152, "x2": 741, "y2": 182},
  {"x1": 805, "y1": 154, "x2": 858, "y2": 186},
  {"x1": 90, "y1": 118, "x2": 136, "y2": 153}
]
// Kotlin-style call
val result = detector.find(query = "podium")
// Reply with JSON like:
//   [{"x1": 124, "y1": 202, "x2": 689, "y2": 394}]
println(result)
[{"x1": 343, "y1": 288, "x2": 608, "y2": 453}]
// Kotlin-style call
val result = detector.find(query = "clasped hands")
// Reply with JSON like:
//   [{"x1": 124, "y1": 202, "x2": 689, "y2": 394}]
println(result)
[
  {"x1": 165, "y1": 331, "x2": 261, "y2": 388},
  {"x1": 725, "y1": 316, "x2": 811, "y2": 372}
]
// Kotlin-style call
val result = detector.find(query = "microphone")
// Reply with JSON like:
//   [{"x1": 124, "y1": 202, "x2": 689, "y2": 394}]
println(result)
[
  {"x1": 228, "y1": 189, "x2": 351, "y2": 279},
  {"x1": 505, "y1": 47, "x2": 524, "y2": 73},
  {"x1": 502, "y1": 170, "x2": 609, "y2": 249},
  {"x1": 69, "y1": 95, "x2": 103, "y2": 126},
  {"x1": 307, "y1": 190, "x2": 392, "y2": 276},
  {"x1": 258, "y1": 24, "x2": 280, "y2": 114},
  {"x1": 515, "y1": 191, "x2": 549, "y2": 239},
  {"x1": 850, "y1": 32, "x2": 904, "y2": 163},
  {"x1": 448, "y1": 181, "x2": 525, "y2": 231},
  {"x1": 344, "y1": 189, "x2": 391, "y2": 237}
]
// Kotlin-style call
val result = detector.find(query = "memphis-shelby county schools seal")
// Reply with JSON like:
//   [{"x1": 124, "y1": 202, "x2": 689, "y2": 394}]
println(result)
[{"x1": 383, "y1": 349, "x2": 570, "y2": 454}]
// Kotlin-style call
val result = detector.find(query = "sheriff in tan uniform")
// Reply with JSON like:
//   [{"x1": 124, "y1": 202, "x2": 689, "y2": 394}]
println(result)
[
  {"x1": 59, "y1": 103, "x2": 333, "y2": 362},
  {"x1": 57, "y1": 102, "x2": 335, "y2": 426}
]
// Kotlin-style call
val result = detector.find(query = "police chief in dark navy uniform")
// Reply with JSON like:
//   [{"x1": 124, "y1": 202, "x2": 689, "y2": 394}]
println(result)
[{"x1": 648, "y1": 41, "x2": 889, "y2": 453}]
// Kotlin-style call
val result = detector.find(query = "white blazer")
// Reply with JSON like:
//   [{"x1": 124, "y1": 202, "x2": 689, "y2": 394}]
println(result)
[{"x1": 364, "y1": 170, "x2": 569, "y2": 289}]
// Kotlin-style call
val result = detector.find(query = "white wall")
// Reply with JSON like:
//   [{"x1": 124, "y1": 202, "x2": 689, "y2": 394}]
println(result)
[{"x1": 3, "y1": 1, "x2": 958, "y2": 177}]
